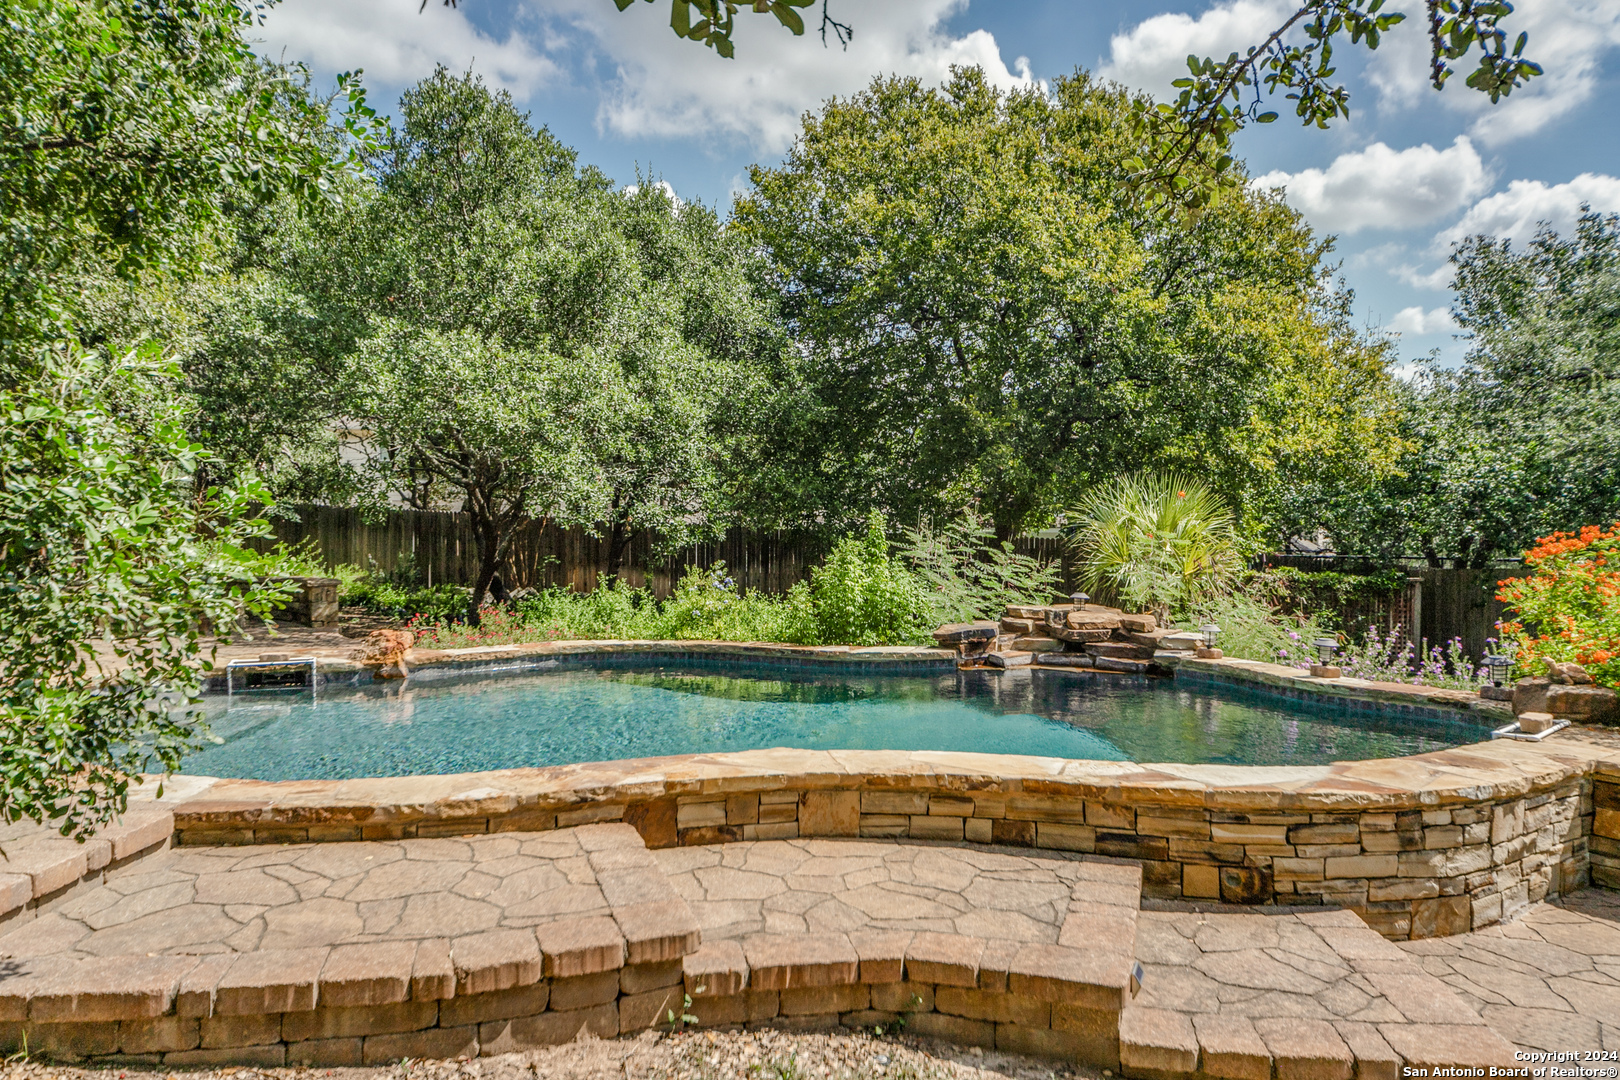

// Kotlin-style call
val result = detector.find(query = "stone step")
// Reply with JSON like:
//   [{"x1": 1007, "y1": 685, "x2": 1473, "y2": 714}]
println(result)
[
  {"x1": 679, "y1": 859, "x2": 1145, "y2": 1061},
  {"x1": 0, "y1": 823, "x2": 705, "y2": 1065},
  {"x1": 1121, "y1": 908, "x2": 1522, "y2": 1078}
]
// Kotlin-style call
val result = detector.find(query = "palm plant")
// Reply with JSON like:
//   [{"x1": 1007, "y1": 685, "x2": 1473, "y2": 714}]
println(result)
[{"x1": 1066, "y1": 473, "x2": 1243, "y2": 620}]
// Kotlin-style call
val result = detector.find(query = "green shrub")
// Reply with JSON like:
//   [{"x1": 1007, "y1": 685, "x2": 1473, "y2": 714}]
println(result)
[
  {"x1": 809, "y1": 515, "x2": 934, "y2": 646},
  {"x1": 514, "y1": 577, "x2": 656, "y2": 639},
  {"x1": 658, "y1": 563, "x2": 823, "y2": 643},
  {"x1": 897, "y1": 512, "x2": 1061, "y2": 624},
  {"x1": 337, "y1": 556, "x2": 469, "y2": 622}
]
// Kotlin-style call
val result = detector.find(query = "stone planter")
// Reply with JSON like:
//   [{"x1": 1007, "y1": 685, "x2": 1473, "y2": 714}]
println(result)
[{"x1": 262, "y1": 576, "x2": 341, "y2": 628}]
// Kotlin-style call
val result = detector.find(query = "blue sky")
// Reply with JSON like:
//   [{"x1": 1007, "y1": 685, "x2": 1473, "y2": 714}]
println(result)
[{"x1": 256, "y1": 0, "x2": 1620, "y2": 365}]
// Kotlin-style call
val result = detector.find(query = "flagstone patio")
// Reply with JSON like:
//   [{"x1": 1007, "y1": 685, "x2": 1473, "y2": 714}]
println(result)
[{"x1": 7, "y1": 828, "x2": 1610, "y2": 1072}]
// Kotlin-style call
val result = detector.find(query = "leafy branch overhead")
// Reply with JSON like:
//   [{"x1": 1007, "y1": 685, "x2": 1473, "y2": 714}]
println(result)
[
  {"x1": 596, "y1": 0, "x2": 1538, "y2": 211},
  {"x1": 1133, "y1": 0, "x2": 1543, "y2": 208}
]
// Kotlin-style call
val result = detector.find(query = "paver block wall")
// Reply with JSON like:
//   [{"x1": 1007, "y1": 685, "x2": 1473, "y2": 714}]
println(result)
[
  {"x1": 174, "y1": 779, "x2": 1597, "y2": 942},
  {"x1": 1594, "y1": 773, "x2": 1620, "y2": 888}
]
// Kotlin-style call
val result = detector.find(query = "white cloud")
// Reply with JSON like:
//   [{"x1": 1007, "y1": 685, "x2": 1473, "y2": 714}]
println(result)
[
  {"x1": 1252, "y1": 138, "x2": 1491, "y2": 234},
  {"x1": 542, "y1": 0, "x2": 1032, "y2": 155},
  {"x1": 1367, "y1": 0, "x2": 1620, "y2": 146},
  {"x1": 1436, "y1": 173, "x2": 1620, "y2": 248},
  {"x1": 1386, "y1": 306, "x2": 1456, "y2": 334},
  {"x1": 255, "y1": 0, "x2": 559, "y2": 99},
  {"x1": 1394, "y1": 262, "x2": 1456, "y2": 292},
  {"x1": 1099, "y1": 0, "x2": 1292, "y2": 96}
]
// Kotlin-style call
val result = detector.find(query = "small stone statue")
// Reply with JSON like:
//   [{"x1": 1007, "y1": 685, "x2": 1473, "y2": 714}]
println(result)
[
  {"x1": 354, "y1": 629, "x2": 415, "y2": 679},
  {"x1": 1546, "y1": 661, "x2": 1593, "y2": 685}
]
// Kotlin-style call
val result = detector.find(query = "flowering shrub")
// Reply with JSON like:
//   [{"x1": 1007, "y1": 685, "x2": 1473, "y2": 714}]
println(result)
[
  {"x1": 1497, "y1": 522, "x2": 1620, "y2": 689},
  {"x1": 1321, "y1": 625, "x2": 1487, "y2": 691}
]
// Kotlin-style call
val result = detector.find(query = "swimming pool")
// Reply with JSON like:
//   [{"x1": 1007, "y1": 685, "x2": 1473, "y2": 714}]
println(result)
[{"x1": 183, "y1": 659, "x2": 1496, "y2": 781}]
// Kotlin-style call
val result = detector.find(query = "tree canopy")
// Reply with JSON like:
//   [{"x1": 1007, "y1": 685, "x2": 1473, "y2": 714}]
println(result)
[
  {"x1": 1286, "y1": 211, "x2": 1620, "y2": 566},
  {"x1": 298, "y1": 69, "x2": 782, "y2": 621},
  {"x1": 0, "y1": 0, "x2": 370, "y2": 835},
  {"x1": 735, "y1": 69, "x2": 1400, "y2": 540}
]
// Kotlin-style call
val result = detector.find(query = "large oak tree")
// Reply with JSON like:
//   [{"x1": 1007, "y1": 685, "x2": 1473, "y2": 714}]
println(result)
[{"x1": 735, "y1": 68, "x2": 1400, "y2": 540}]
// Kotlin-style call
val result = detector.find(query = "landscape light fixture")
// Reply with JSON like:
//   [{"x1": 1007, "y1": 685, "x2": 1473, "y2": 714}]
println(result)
[
  {"x1": 1310, "y1": 636, "x2": 1342, "y2": 679},
  {"x1": 1196, "y1": 623, "x2": 1222, "y2": 660},
  {"x1": 1482, "y1": 653, "x2": 1515, "y2": 688},
  {"x1": 1070, "y1": 591, "x2": 1090, "y2": 607}
]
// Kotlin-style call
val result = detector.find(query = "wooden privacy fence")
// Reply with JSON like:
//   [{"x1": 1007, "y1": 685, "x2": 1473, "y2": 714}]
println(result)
[
  {"x1": 258, "y1": 506, "x2": 1524, "y2": 660},
  {"x1": 256, "y1": 505, "x2": 1083, "y2": 602},
  {"x1": 254, "y1": 504, "x2": 827, "y2": 599},
  {"x1": 1413, "y1": 566, "x2": 1530, "y2": 665},
  {"x1": 1261, "y1": 555, "x2": 1530, "y2": 663}
]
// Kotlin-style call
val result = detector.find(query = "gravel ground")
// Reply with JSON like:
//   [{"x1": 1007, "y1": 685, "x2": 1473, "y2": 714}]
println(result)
[{"x1": 1, "y1": 1030, "x2": 1105, "y2": 1080}]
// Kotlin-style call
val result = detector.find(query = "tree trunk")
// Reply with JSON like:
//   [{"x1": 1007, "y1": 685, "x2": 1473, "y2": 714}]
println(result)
[
  {"x1": 467, "y1": 513, "x2": 503, "y2": 627},
  {"x1": 608, "y1": 518, "x2": 631, "y2": 581}
]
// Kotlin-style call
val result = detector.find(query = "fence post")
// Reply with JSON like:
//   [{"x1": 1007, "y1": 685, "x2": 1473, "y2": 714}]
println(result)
[{"x1": 1406, "y1": 576, "x2": 1422, "y2": 650}]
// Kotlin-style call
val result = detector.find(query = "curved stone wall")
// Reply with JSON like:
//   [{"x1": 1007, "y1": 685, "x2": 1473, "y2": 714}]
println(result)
[{"x1": 168, "y1": 645, "x2": 1620, "y2": 941}]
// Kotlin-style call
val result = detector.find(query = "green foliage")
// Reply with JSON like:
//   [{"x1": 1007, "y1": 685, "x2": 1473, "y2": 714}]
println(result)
[
  {"x1": 413, "y1": 521, "x2": 937, "y2": 650},
  {"x1": 1280, "y1": 212, "x2": 1620, "y2": 566},
  {"x1": 511, "y1": 577, "x2": 659, "y2": 640},
  {"x1": 610, "y1": 0, "x2": 823, "y2": 59},
  {"x1": 1256, "y1": 567, "x2": 1409, "y2": 602},
  {"x1": 1133, "y1": 0, "x2": 1538, "y2": 210},
  {"x1": 0, "y1": 1, "x2": 378, "y2": 346},
  {"x1": 1188, "y1": 588, "x2": 1335, "y2": 669},
  {"x1": 415, "y1": 565, "x2": 821, "y2": 648},
  {"x1": 736, "y1": 69, "x2": 1399, "y2": 538},
  {"x1": 333, "y1": 556, "x2": 469, "y2": 622},
  {"x1": 240, "y1": 539, "x2": 332, "y2": 580},
  {"x1": 347, "y1": 579, "x2": 469, "y2": 624},
  {"x1": 604, "y1": 1, "x2": 1535, "y2": 218},
  {"x1": 316, "y1": 70, "x2": 779, "y2": 623},
  {"x1": 1069, "y1": 473, "x2": 1244, "y2": 618},
  {"x1": 809, "y1": 516, "x2": 934, "y2": 648},
  {"x1": 0, "y1": 350, "x2": 283, "y2": 836},
  {"x1": 897, "y1": 513, "x2": 1062, "y2": 625},
  {"x1": 0, "y1": 0, "x2": 363, "y2": 836},
  {"x1": 656, "y1": 563, "x2": 821, "y2": 644}
]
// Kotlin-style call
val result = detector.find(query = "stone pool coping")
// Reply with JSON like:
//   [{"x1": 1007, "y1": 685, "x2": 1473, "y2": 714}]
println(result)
[{"x1": 220, "y1": 637, "x2": 1515, "y2": 723}]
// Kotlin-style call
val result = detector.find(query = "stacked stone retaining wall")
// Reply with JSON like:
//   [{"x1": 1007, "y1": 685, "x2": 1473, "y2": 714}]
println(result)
[{"x1": 170, "y1": 762, "x2": 1613, "y2": 942}]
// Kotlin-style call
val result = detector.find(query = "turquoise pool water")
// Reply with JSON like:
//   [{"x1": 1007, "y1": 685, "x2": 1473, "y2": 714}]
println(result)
[{"x1": 183, "y1": 661, "x2": 1495, "y2": 781}]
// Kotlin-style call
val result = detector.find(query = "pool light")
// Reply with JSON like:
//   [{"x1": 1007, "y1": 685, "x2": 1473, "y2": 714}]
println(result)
[
  {"x1": 1310, "y1": 636, "x2": 1341, "y2": 679},
  {"x1": 1196, "y1": 623, "x2": 1222, "y2": 659}
]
